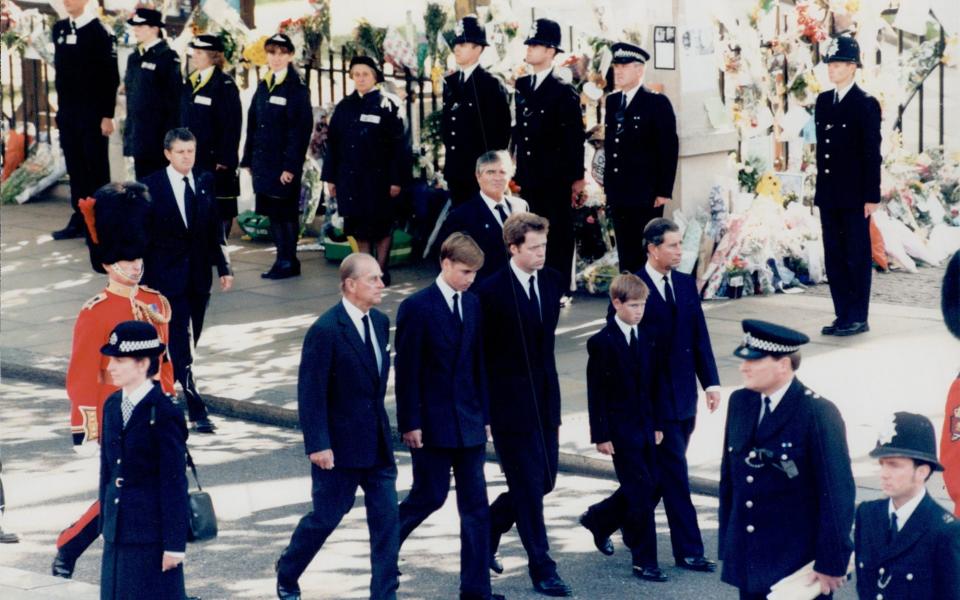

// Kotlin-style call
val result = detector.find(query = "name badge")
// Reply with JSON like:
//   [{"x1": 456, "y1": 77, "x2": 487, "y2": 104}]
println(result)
[
  {"x1": 194, "y1": 95, "x2": 212, "y2": 106},
  {"x1": 66, "y1": 34, "x2": 78, "y2": 45},
  {"x1": 269, "y1": 95, "x2": 287, "y2": 106},
  {"x1": 359, "y1": 113, "x2": 381, "y2": 124}
]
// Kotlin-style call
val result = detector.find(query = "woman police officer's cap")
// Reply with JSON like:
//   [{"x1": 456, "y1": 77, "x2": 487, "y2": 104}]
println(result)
[
  {"x1": 100, "y1": 320, "x2": 166, "y2": 359},
  {"x1": 265, "y1": 33, "x2": 296, "y2": 53},
  {"x1": 869, "y1": 412, "x2": 944, "y2": 471},
  {"x1": 127, "y1": 8, "x2": 164, "y2": 28},
  {"x1": 733, "y1": 319, "x2": 810, "y2": 360},
  {"x1": 189, "y1": 34, "x2": 225, "y2": 53}
]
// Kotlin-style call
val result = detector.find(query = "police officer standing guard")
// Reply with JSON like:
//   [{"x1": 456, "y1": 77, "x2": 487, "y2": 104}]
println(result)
[
  {"x1": 602, "y1": 42, "x2": 678, "y2": 274},
  {"x1": 513, "y1": 19, "x2": 585, "y2": 299},
  {"x1": 442, "y1": 16, "x2": 511, "y2": 206},
  {"x1": 815, "y1": 36, "x2": 881, "y2": 337},
  {"x1": 50, "y1": 0, "x2": 119, "y2": 240},
  {"x1": 124, "y1": 8, "x2": 183, "y2": 180},
  {"x1": 719, "y1": 320, "x2": 855, "y2": 600}
]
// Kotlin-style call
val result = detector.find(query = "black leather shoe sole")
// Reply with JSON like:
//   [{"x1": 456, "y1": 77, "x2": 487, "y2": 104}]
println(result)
[
  {"x1": 632, "y1": 566, "x2": 669, "y2": 582},
  {"x1": 833, "y1": 322, "x2": 869, "y2": 336},
  {"x1": 192, "y1": 418, "x2": 217, "y2": 434},
  {"x1": 532, "y1": 576, "x2": 573, "y2": 597},
  {"x1": 675, "y1": 557, "x2": 717, "y2": 572},
  {"x1": 578, "y1": 512, "x2": 614, "y2": 556}
]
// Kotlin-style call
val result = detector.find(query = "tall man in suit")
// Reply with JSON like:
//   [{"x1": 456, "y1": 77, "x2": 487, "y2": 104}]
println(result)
[
  {"x1": 442, "y1": 16, "x2": 512, "y2": 206},
  {"x1": 815, "y1": 36, "x2": 881, "y2": 337},
  {"x1": 513, "y1": 18, "x2": 585, "y2": 298},
  {"x1": 601, "y1": 42, "x2": 678, "y2": 273},
  {"x1": 396, "y1": 233, "x2": 503, "y2": 600},
  {"x1": 440, "y1": 151, "x2": 528, "y2": 284},
  {"x1": 276, "y1": 253, "x2": 398, "y2": 600},
  {"x1": 582, "y1": 218, "x2": 719, "y2": 573},
  {"x1": 142, "y1": 128, "x2": 233, "y2": 434},
  {"x1": 477, "y1": 213, "x2": 572, "y2": 597},
  {"x1": 855, "y1": 412, "x2": 960, "y2": 600},
  {"x1": 720, "y1": 320, "x2": 855, "y2": 600}
]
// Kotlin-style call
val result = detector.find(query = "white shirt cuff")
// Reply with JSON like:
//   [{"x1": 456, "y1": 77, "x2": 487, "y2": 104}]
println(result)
[
  {"x1": 164, "y1": 551, "x2": 186, "y2": 560},
  {"x1": 705, "y1": 386, "x2": 721, "y2": 392}
]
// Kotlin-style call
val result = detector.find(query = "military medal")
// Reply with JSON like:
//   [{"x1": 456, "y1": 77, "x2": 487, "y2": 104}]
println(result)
[{"x1": 951, "y1": 406, "x2": 960, "y2": 442}]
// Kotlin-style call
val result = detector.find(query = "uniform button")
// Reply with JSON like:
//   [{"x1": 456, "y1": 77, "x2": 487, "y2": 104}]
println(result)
[
  {"x1": 876, "y1": 595, "x2": 882, "y2": 600},
  {"x1": 615, "y1": 138, "x2": 620, "y2": 143},
  {"x1": 746, "y1": 525, "x2": 755, "y2": 533},
  {"x1": 826, "y1": 139, "x2": 830, "y2": 143},
  {"x1": 524, "y1": 137, "x2": 529, "y2": 141},
  {"x1": 748, "y1": 450, "x2": 757, "y2": 458},
  {"x1": 114, "y1": 498, "x2": 119, "y2": 504},
  {"x1": 524, "y1": 122, "x2": 528, "y2": 126},
  {"x1": 728, "y1": 446, "x2": 733, "y2": 452},
  {"x1": 613, "y1": 153, "x2": 618, "y2": 158},
  {"x1": 451, "y1": 146, "x2": 456, "y2": 150},
  {"x1": 116, "y1": 458, "x2": 121, "y2": 464},
  {"x1": 879, "y1": 568, "x2": 885, "y2": 575},
  {"x1": 452, "y1": 116, "x2": 456, "y2": 121},
  {"x1": 906, "y1": 573, "x2": 913, "y2": 581},
  {"x1": 613, "y1": 168, "x2": 618, "y2": 172},
  {"x1": 745, "y1": 500, "x2": 753, "y2": 508},
  {"x1": 859, "y1": 562, "x2": 864, "y2": 568},
  {"x1": 526, "y1": 151, "x2": 531, "y2": 156},
  {"x1": 781, "y1": 454, "x2": 788, "y2": 460},
  {"x1": 825, "y1": 154, "x2": 830, "y2": 158},
  {"x1": 824, "y1": 169, "x2": 830, "y2": 174},
  {"x1": 746, "y1": 475, "x2": 754, "y2": 483}
]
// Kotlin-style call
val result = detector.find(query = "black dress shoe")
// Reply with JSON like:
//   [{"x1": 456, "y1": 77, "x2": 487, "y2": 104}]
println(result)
[
  {"x1": 192, "y1": 418, "x2": 217, "y2": 434},
  {"x1": 675, "y1": 556, "x2": 716, "y2": 572},
  {"x1": 262, "y1": 260, "x2": 301, "y2": 280},
  {"x1": 489, "y1": 552, "x2": 504, "y2": 574},
  {"x1": 51, "y1": 551, "x2": 75, "y2": 578},
  {"x1": 459, "y1": 593, "x2": 506, "y2": 600},
  {"x1": 579, "y1": 512, "x2": 614, "y2": 556},
  {"x1": 632, "y1": 565, "x2": 668, "y2": 582},
  {"x1": 0, "y1": 530, "x2": 19, "y2": 543},
  {"x1": 51, "y1": 224, "x2": 84, "y2": 240},
  {"x1": 834, "y1": 321, "x2": 869, "y2": 336},
  {"x1": 276, "y1": 580, "x2": 301, "y2": 600},
  {"x1": 532, "y1": 574, "x2": 572, "y2": 597},
  {"x1": 820, "y1": 319, "x2": 842, "y2": 335}
]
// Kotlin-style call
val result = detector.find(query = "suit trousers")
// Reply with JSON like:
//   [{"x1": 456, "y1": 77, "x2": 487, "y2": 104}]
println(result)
[
  {"x1": 167, "y1": 291, "x2": 211, "y2": 421},
  {"x1": 610, "y1": 203, "x2": 664, "y2": 275},
  {"x1": 653, "y1": 417, "x2": 704, "y2": 560},
  {"x1": 525, "y1": 185, "x2": 575, "y2": 295},
  {"x1": 819, "y1": 206, "x2": 872, "y2": 324},
  {"x1": 58, "y1": 115, "x2": 110, "y2": 208},
  {"x1": 398, "y1": 444, "x2": 491, "y2": 597},
  {"x1": 489, "y1": 425, "x2": 559, "y2": 581},
  {"x1": 278, "y1": 461, "x2": 399, "y2": 600}
]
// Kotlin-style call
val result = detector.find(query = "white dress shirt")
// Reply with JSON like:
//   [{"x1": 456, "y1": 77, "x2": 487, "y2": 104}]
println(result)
[
  {"x1": 888, "y1": 487, "x2": 926, "y2": 531},
  {"x1": 342, "y1": 297, "x2": 382, "y2": 370},
  {"x1": 613, "y1": 315, "x2": 639, "y2": 345},
  {"x1": 645, "y1": 263, "x2": 673, "y2": 301},
  {"x1": 480, "y1": 192, "x2": 513, "y2": 227},
  {"x1": 533, "y1": 67, "x2": 553, "y2": 90},
  {"x1": 835, "y1": 80, "x2": 855, "y2": 103},
  {"x1": 435, "y1": 275, "x2": 461, "y2": 319},
  {"x1": 510, "y1": 258, "x2": 540, "y2": 301},
  {"x1": 459, "y1": 61, "x2": 480, "y2": 83},
  {"x1": 759, "y1": 378, "x2": 793, "y2": 424},
  {"x1": 620, "y1": 80, "x2": 644, "y2": 108},
  {"x1": 71, "y1": 11, "x2": 96, "y2": 30},
  {"x1": 165, "y1": 165, "x2": 195, "y2": 228}
]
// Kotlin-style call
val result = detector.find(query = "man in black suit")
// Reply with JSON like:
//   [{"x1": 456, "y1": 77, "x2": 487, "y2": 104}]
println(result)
[
  {"x1": 442, "y1": 15, "x2": 511, "y2": 206},
  {"x1": 720, "y1": 320, "x2": 855, "y2": 600},
  {"x1": 396, "y1": 233, "x2": 503, "y2": 600},
  {"x1": 142, "y1": 128, "x2": 232, "y2": 434},
  {"x1": 582, "y1": 218, "x2": 719, "y2": 573},
  {"x1": 855, "y1": 412, "x2": 960, "y2": 600},
  {"x1": 513, "y1": 18, "x2": 585, "y2": 298},
  {"x1": 276, "y1": 253, "x2": 398, "y2": 600},
  {"x1": 477, "y1": 213, "x2": 571, "y2": 597},
  {"x1": 440, "y1": 151, "x2": 528, "y2": 284},
  {"x1": 815, "y1": 36, "x2": 881, "y2": 337},
  {"x1": 602, "y1": 42, "x2": 678, "y2": 273}
]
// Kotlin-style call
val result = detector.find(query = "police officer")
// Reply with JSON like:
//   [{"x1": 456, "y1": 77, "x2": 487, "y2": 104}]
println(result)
[
  {"x1": 182, "y1": 34, "x2": 243, "y2": 239},
  {"x1": 719, "y1": 320, "x2": 855, "y2": 600},
  {"x1": 124, "y1": 7, "x2": 183, "y2": 180},
  {"x1": 854, "y1": 412, "x2": 960, "y2": 600},
  {"x1": 815, "y1": 36, "x2": 881, "y2": 337},
  {"x1": 602, "y1": 42, "x2": 678, "y2": 274},
  {"x1": 513, "y1": 18, "x2": 585, "y2": 299},
  {"x1": 442, "y1": 15, "x2": 511, "y2": 206},
  {"x1": 323, "y1": 55, "x2": 406, "y2": 286},
  {"x1": 241, "y1": 33, "x2": 314, "y2": 280},
  {"x1": 50, "y1": 0, "x2": 119, "y2": 240}
]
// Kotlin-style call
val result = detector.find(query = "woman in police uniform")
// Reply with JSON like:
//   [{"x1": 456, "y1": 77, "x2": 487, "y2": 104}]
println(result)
[
  {"x1": 182, "y1": 34, "x2": 243, "y2": 239},
  {"x1": 98, "y1": 320, "x2": 188, "y2": 600},
  {"x1": 241, "y1": 33, "x2": 313, "y2": 280}
]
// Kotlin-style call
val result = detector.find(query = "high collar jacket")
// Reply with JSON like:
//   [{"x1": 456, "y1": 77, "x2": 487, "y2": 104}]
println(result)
[
  {"x1": 53, "y1": 17, "x2": 119, "y2": 120},
  {"x1": 123, "y1": 40, "x2": 183, "y2": 159},
  {"x1": 181, "y1": 68, "x2": 242, "y2": 172}
]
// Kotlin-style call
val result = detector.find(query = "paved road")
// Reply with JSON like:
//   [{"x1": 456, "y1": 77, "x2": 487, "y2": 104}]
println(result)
[{"x1": 0, "y1": 379, "x2": 862, "y2": 600}]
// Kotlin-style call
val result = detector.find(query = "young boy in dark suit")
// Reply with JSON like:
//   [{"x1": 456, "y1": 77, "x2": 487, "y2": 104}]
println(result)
[{"x1": 584, "y1": 273, "x2": 666, "y2": 582}]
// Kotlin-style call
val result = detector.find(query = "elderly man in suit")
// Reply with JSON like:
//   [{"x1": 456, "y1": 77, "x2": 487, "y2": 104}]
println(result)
[
  {"x1": 275, "y1": 253, "x2": 398, "y2": 600},
  {"x1": 440, "y1": 151, "x2": 528, "y2": 284},
  {"x1": 582, "y1": 218, "x2": 719, "y2": 573},
  {"x1": 477, "y1": 213, "x2": 571, "y2": 597},
  {"x1": 142, "y1": 128, "x2": 232, "y2": 434}
]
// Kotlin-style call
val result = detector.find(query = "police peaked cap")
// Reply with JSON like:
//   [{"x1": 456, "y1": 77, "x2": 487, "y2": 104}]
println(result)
[
  {"x1": 349, "y1": 54, "x2": 384, "y2": 83},
  {"x1": 189, "y1": 34, "x2": 225, "y2": 53},
  {"x1": 127, "y1": 8, "x2": 164, "y2": 28},
  {"x1": 525, "y1": 18, "x2": 563, "y2": 53},
  {"x1": 79, "y1": 182, "x2": 152, "y2": 274},
  {"x1": 453, "y1": 15, "x2": 488, "y2": 47},
  {"x1": 823, "y1": 36, "x2": 861, "y2": 67},
  {"x1": 265, "y1": 32, "x2": 296, "y2": 52},
  {"x1": 869, "y1": 412, "x2": 944, "y2": 471},
  {"x1": 610, "y1": 42, "x2": 649, "y2": 64},
  {"x1": 942, "y1": 250, "x2": 960, "y2": 339},
  {"x1": 734, "y1": 319, "x2": 810, "y2": 360},
  {"x1": 101, "y1": 320, "x2": 166, "y2": 358}
]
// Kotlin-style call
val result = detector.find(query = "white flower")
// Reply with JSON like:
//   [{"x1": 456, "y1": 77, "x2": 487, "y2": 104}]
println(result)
[{"x1": 877, "y1": 413, "x2": 898, "y2": 446}]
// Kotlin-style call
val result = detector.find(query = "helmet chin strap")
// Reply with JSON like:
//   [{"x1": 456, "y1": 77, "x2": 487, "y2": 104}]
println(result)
[{"x1": 110, "y1": 261, "x2": 144, "y2": 285}]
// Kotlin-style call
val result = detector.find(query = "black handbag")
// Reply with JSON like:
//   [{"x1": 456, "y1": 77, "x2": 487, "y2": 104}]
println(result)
[{"x1": 185, "y1": 450, "x2": 218, "y2": 542}]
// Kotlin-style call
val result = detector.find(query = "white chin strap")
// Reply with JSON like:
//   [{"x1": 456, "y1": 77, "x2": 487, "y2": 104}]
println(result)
[{"x1": 110, "y1": 262, "x2": 143, "y2": 284}]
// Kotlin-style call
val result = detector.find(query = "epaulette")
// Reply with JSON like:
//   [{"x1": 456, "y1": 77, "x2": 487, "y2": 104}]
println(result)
[
  {"x1": 945, "y1": 513, "x2": 956, "y2": 524},
  {"x1": 82, "y1": 293, "x2": 107, "y2": 310}
]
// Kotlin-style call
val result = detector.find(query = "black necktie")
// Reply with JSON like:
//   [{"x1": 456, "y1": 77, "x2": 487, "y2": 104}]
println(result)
[
  {"x1": 663, "y1": 275, "x2": 677, "y2": 314},
  {"x1": 620, "y1": 93, "x2": 627, "y2": 111},
  {"x1": 182, "y1": 176, "x2": 195, "y2": 228},
  {"x1": 70, "y1": 20, "x2": 77, "y2": 34},
  {"x1": 629, "y1": 327, "x2": 640, "y2": 359},
  {"x1": 495, "y1": 203, "x2": 509, "y2": 226},
  {"x1": 528, "y1": 275, "x2": 541, "y2": 321},
  {"x1": 362, "y1": 315, "x2": 378, "y2": 371},
  {"x1": 460, "y1": 71, "x2": 466, "y2": 85},
  {"x1": 452, "y1": 293, "x2": 462, "y2": 327},
  {"x1": 887, "y1": 512, "x2": 898, "y2": 543},
  {"x1": 760, "y1": 396, "x2": 772, "y2": 425}
]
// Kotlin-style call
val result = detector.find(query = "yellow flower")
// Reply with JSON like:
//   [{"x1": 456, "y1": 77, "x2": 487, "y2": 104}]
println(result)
[{"x1": 243, "y1": 35, "x2": 268, "y2": 66}]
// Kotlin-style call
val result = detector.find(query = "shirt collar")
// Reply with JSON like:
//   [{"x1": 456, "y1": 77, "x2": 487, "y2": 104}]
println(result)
[
  {"x1": 125, "y1": 378, "x2": 155, "y2": 407},
  {"x1": 509, "y1": 257, "x2": 537, "y2": 288},
  {"x1": 533, "y1": 67, "x2": 553, "y2": 90},
  {"x1": 270, "y1": 68, "x2": 288, "y2": 87},
  {"x1": 764, "y1": 377, "x2": 794, "y2": 413},
  {"x1": 141, "y1": 38, "x2": 163, "y2": 53},
  {"x1": 835, "y1": 81, "x2": 855, "y2": 102},
  {"x1": 622, "y1": 81, "x2": 643, "y2": 107},
  {"x1": 888, "y1": 487, "x2": 926, "y2": 530},
  {"x1": 613, "y1": 315, "x2": 638, "y2": 343},
  {"x1": 341, "y1": 296, "x2": 368, "y2": 323},
  {"x1": 71, "y1": 11, "x2": 96, "y2": 29},
  {"x1": 645, "y1": 262, "x2": 671, "y2": 286},
  {"x1": 435, "y1": 274, "x2": 458, "y2": 306},
  {"x1": 480, "y1": 190, "x2": 509, "y2": 209},
  {"x1": 166, "y1": 164, "x2": 193, "y2": 186},
  {"x1": 460, "y1": 62, "x2": 480, "y2": 82},
  {"x1": 193, "y1": 65, "x2": 216, "y2": 85}
]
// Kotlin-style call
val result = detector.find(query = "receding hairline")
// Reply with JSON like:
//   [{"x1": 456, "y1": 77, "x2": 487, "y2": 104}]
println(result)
[{"x1": 339, "y1": 253, "x2": 379, "y2": 284}]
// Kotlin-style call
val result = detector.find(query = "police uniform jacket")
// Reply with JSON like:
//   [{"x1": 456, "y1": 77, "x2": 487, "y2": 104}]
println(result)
[
  {"x1": 53, "y1": 17, "x2": 119, "y2": 121},
  {"x1": 441, "y1": 67, "x2": 511, "y2": 188},
  {"x1": 602, "y1": 87, "x2": 678, "y2": 207},
  {"x1": 854, "y1": 493, "x2": 960, "y2": 600},
  {"x1": 513, "y1": 72, "x2": 584, "y2": 190},
  {"x1": 123, "y1": 40, "x2": 183, "y2": 159},
  {"x1": 321, "y1": 89, "x2": 406, "y2": 219},
  {"x1": 813, "y1": 84, "x2": 881, "y2": 209},
  {"x1": 98, "y1": 383, "x2": 188, "y2": 553},
  {"x1": 719, "y1": 379, "x2": 855, "y2": 594},
  {"x1": 181, "y1": 68, "x2": 242, "y2": 173},
  {"x1": 241, "y1": 65, "x2": 313, "y2": 199}
]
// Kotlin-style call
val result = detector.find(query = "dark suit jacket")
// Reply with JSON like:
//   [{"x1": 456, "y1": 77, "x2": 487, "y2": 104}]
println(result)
[
  {"x1": 142, "y1": 168, "x2": 231, "y2": 298},
  {"x1": 513, "y1": 72, "x2": 584, "y2": 190},
  {"x1": 395, "y1": 283, "x2": 489, "y2": 448},
  {"x1": 298, "y1": 301, "x2": 393, "y2": 468},
  {"x1": 814, "y1": 84, "x2": 882, "y2": 209},
  {"x1": 855, "y1": 493, "x2": 960, "y2": 599},
  {"x1": 602, "y1": 87, "x2": 678, "y2": 208},
  {"x1": 718, "y1": 379, "x2": 855, "y2": 594},
  {"x1": 476, "y1": 265, "x2": 562, "y2": 436},
  {"x1": 586, "y1": 320, "x2": 659, "y2": 447},
  {"x1": 439, "y1": 193, "x2": 527, "y2": 284},
  {"x1": 99, "y1": 383, "x2": 188, "y2": 551}
]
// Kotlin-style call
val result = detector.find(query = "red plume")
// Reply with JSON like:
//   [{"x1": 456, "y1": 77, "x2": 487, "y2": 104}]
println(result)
[{"x1": 78, "y1": 197, "x2": 98, "y2": 244}]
